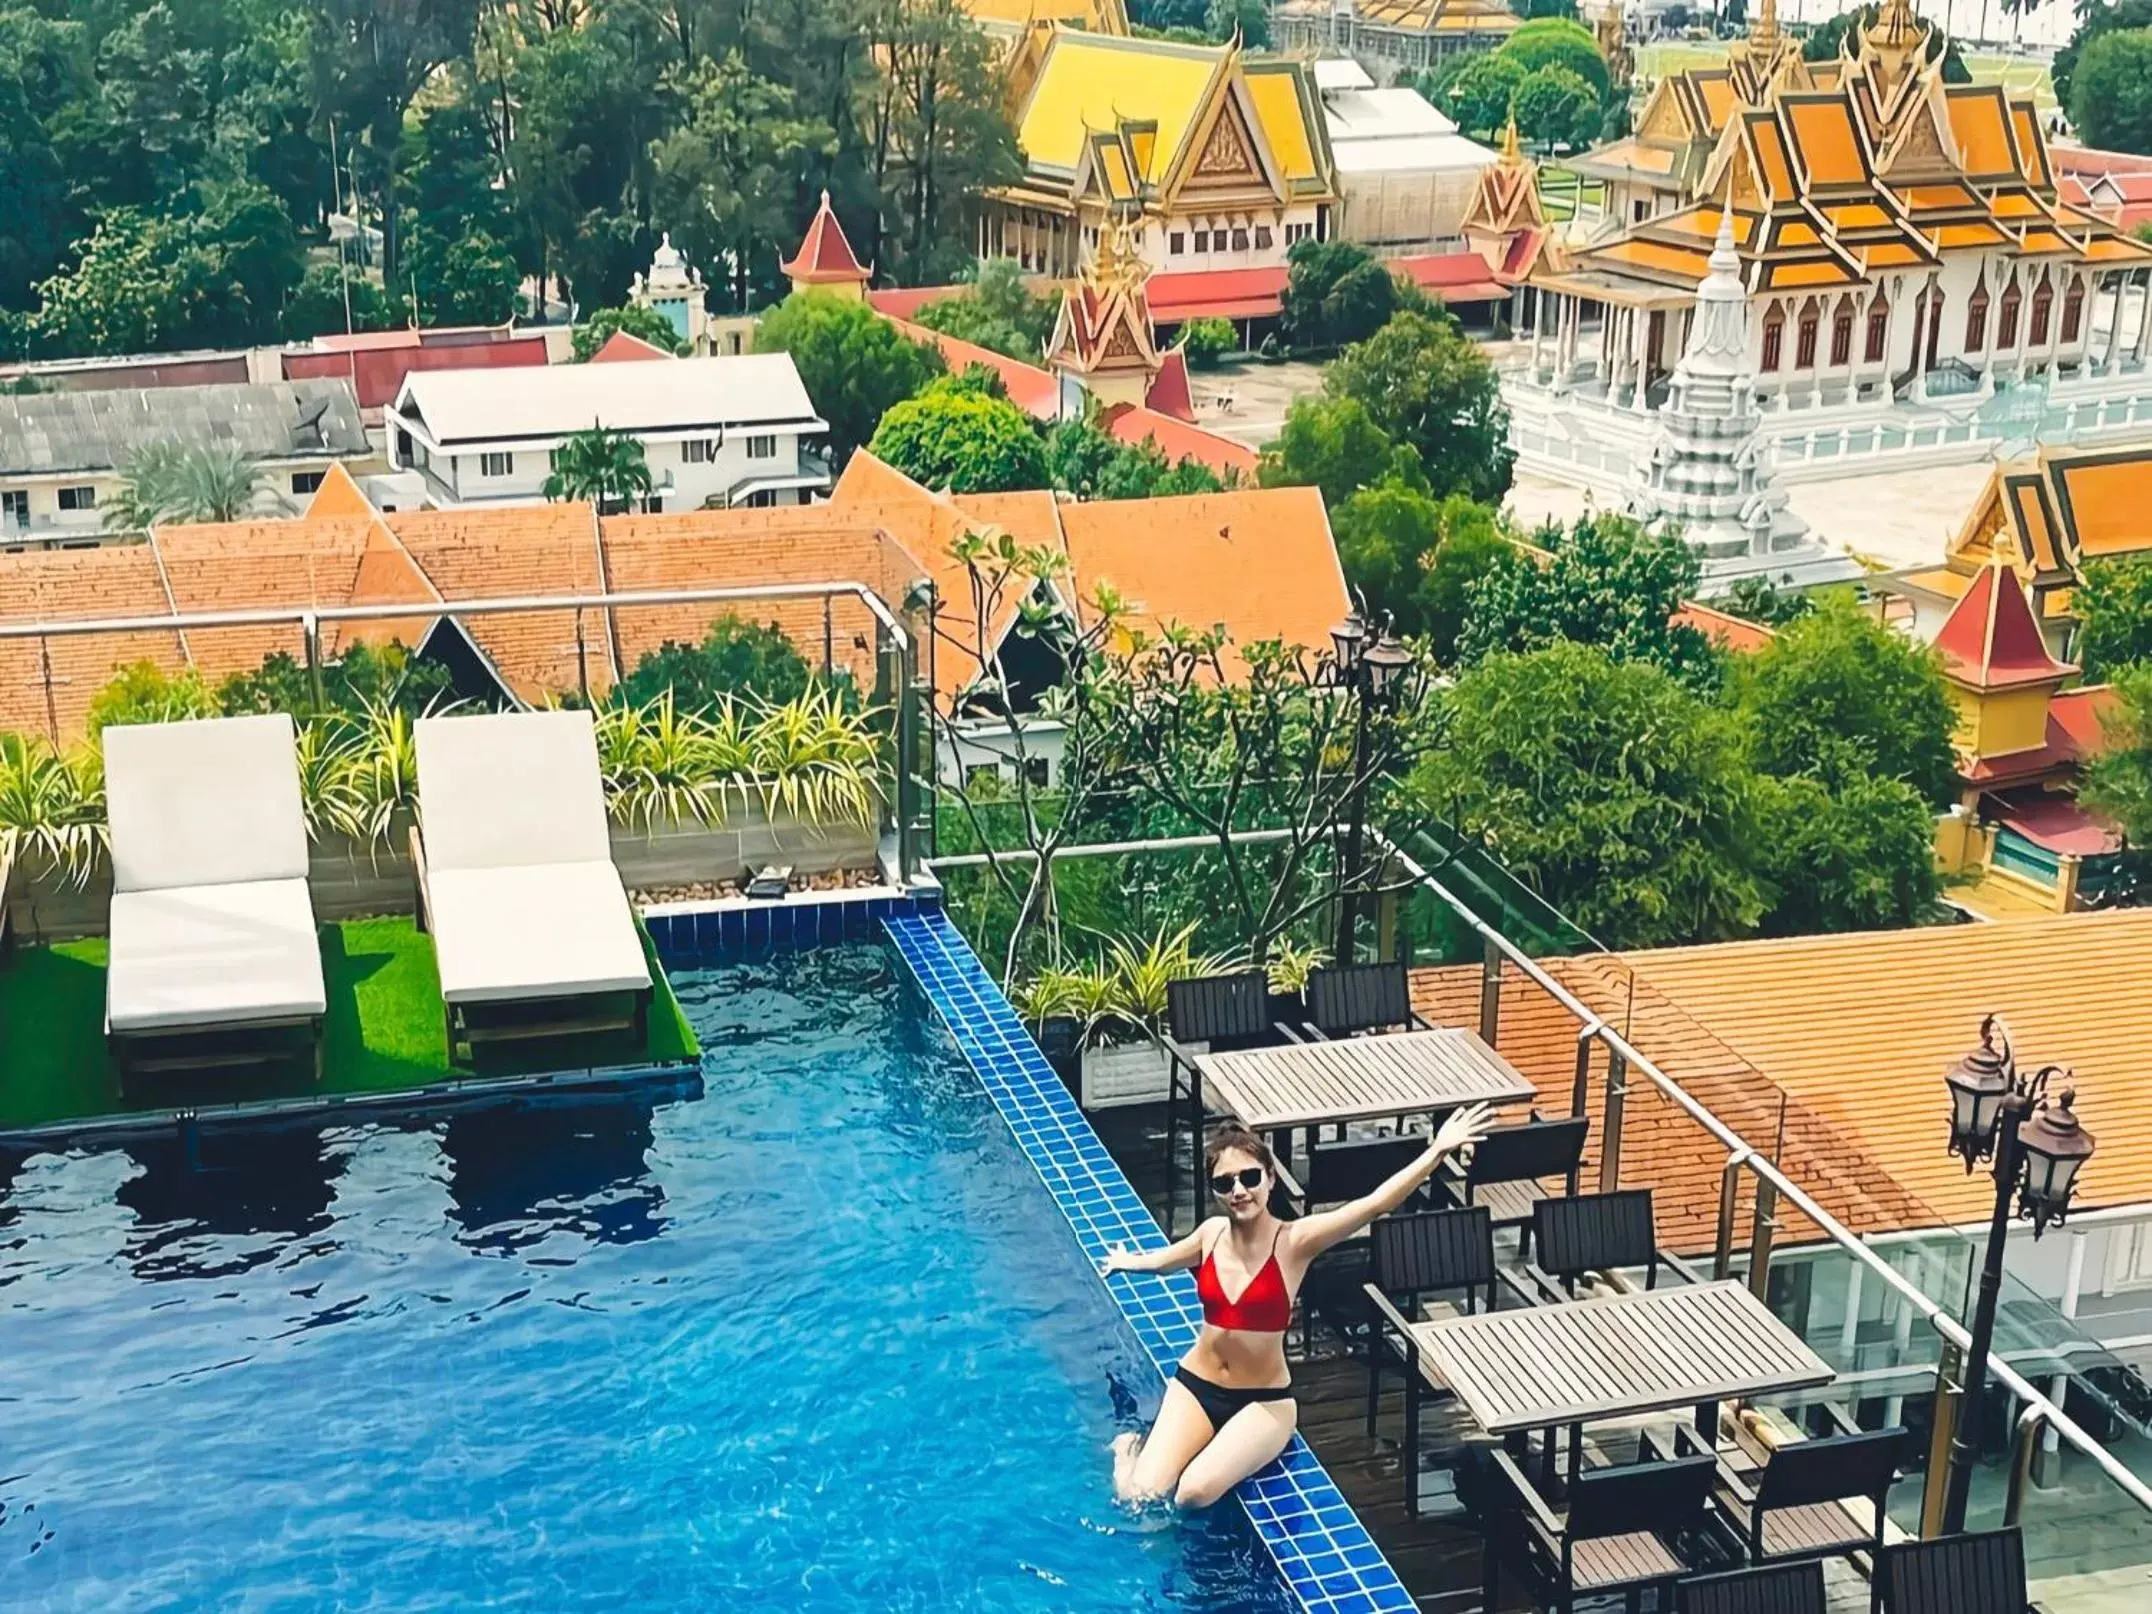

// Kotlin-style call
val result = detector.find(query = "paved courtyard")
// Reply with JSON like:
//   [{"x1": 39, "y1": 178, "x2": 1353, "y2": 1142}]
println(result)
[{"x1": 1187, "y1": 359, "x2": 1326, "y2": 454}]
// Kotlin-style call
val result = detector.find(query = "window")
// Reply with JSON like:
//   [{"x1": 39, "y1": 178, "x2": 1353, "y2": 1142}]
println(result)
[
  {"x1": 2062, "y1": 278, "x2": 2085, "y2": 344},
  {"x1": 1965, "y1": 284, "x2": 1989, "y2": 352},
  {"x1": 1865, "y1": 295, "x2": 1889, "y2": 364},
  {"x1": 1999, "y1": 282, "x2": 2022, "y2": 349},
  {"x1": 58, "y1": 485, "x2": 95, "y2": 511},
  {"x1": 743, "y1": 488, "x2": 776, "y2": 508},
  {"x1": 291, "y1": 470, "x2": 324, "y2": 495},
  {"x1": 0, "y1": 490, "x2": 25, "y2": 530},
  {"x1": 1230, "y1": 228, "x2": 1249, "y2": 252},
  {"x1": 1023, "y1": 755, "x2": 1051, "y2": 788},
  {"x1": 1795, "y1": 301, "x2": 1819, "y2": 369},
  {"x1": 1192, "y1": 229, "x2": 1209, "y2": 252},
  {"x1": 1284, "y1": 222, "x2": 1312, "y2": 246},
  {"x1": 746, "y1": 434, "x2": 777, "y2": 460},
  {"x1": 480, "y1": 451, "x2": 514, "y2": 478},
  {"x1": 1253, "y1": 226, "x2": 1272, "y2": 250},
  {"x1": 1633, "y1": 199, "x2": 1650, "y2": 223},
  {"x1": 1830, "y1": 302, "x2": 1853, "y2": 367},
  {"x1": 2030, "y1": 280, "x2": 2053, "y2": 347},
  {"x1": 1169, "y1": 232, "x2": 1185, "y2": 255},
  {"x1": 683, "y1": 439, "x2": 714, "y2": 464},
  {"x1": 1761, "y1": 305, "x2": 1784, "y2": 373}
]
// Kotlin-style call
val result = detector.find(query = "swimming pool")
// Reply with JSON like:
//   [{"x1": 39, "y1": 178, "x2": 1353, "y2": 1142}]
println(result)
[{"x1": 0, "y1": 943, "x2": 1292, "y2": 1612}]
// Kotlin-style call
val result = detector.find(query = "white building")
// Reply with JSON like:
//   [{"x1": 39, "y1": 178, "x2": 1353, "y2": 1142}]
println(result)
[
  {"x1": 385, "y1": 354, "x2": 831, "y2": 512},
  {"x1": 1319, "y1": 71, "x2": 1499, "y2": 251}
]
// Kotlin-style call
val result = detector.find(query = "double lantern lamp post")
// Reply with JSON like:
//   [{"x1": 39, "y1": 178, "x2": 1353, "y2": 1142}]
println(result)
[
  {"x1": 1327, "y1": 610, "x2": 1412, "y2": 964},
  {"x1": 1937, "y1": 1014, "x2": 2097, "y2": 1536}
]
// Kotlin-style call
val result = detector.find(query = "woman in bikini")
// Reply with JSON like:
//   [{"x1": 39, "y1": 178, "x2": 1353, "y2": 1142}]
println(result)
[{"x1": 1102, "y1": 1104, "x2": 1496, "y2": 1509}]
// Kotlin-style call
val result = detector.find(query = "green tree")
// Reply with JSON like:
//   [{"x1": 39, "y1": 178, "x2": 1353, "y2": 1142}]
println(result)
[
  {"x1": 757, "y1": 291, "x2": 946, "y2": 466},
  {"x1": 104, "y1": 443, "x2": 280, "y2": 532},
  {"x1": 2054, "y1": 0, "x2": 2152, "y2": 106},
  {"x1": 1721, "y1": 574, "x2": 1816, "y2": 628},
  {"x1": 1457, "y1": 513, "x2": 1716, "y2": 684},
  {"x1": 912, "y1": 258, "x2": 1058, "y2": 360},
  {"x1": 1324, "y1": 310, "x2": 1514, "y2": 503},
  {"x1": 1045, "y1": 417, "x2": 1227, "y2": 499},
  {"x1": 1727, "y1": 598, "x2": 1959, "y2": 804},
  {"x1": 1801, "y1": 6, "x2": 1970, "y2": 83},
  {"x1": 2070, "y1": 31, "x2": 2152, "y2": 159},
  {"x1": 868, "y1": 381, "x2": 1048, "y2": 492},
  {"x1": 1279, "y1": 239, "x2": 1397, "y2": 349},
  {"x1": 87, "y1": 661, "x2": 221, "y2": 735},
  {"x1": 652, "y1": 52, "x2": 836, "y2": 312},
  {"x1": 1257, "y1": 394, "x2": 1407, "y2": 510},
  {"x1": 1498, "y1": 17, "x2": 1610, "y2": 103},
  {"x1": 1754, "y1": 770, "x2": 1943, "y2": 937},
  {"x1": 542, "y1": 424, "x2": 654, "y2": 513},
  {"x1": 573, "y1": 304, "x2": 689, "y2": 361},
  {"x1": 1419, "y1": 512, "x2": 1508, "y2": 664},
  {"x1": 408, "y1": 229, "x2": 521, "y2": 325},
  {"x1": 1409, "y1": 642, "x2": 1768, "y2": 947},
  {"x1": 218, "y1": 641, "x2": 452, "y2": 718},
  {"x1": 1178, "y1": 316, "x2": 1237, "y2": 368},
  {"x1": 2075, "y1": 554, "x2": 2152, "y2": 680},
  {"x1": 1425, "y1": 53, "x2": 1529, "y2": 142},
  {"x1": 615, "y1": 616, "x2": 817, "y2": 709},
  {"x1": 2085, "y1": 664, "x2": 2152, "y2": 847},
  {"x1": 1204, "y1": 0, "x2": 1271, "y2": 45},
  {"x1": 1512, "y1": 63, "x2": 1600, "y2": 148},
  {"x1": 281, "y1": 261, "x2": 408, "y2": 341}
]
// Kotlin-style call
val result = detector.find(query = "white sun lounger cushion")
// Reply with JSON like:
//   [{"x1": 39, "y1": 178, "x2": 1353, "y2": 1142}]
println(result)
[
  {"x1": 425, "y1": 862, "x2": 651, "y2": 1004},
  {"x1": 106, "y1": 879, "x2": 327, "y2": 1033},
  {"x1": 103, "y1": 713, "x2": 310, "y2": 894},
  {"x1": 413, "y1": 710, "x2": 614, "y2": 874}
]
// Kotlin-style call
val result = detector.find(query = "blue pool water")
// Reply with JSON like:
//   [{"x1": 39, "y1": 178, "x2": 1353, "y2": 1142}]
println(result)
[{"x1": 0, "y1": 946, "x2": 1292, "y2": 1612}]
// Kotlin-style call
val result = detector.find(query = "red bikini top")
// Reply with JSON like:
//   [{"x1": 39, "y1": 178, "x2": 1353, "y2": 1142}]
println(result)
[{"x1": 1195, "y1": 1226, "x2": 1293, "y2": 1333}]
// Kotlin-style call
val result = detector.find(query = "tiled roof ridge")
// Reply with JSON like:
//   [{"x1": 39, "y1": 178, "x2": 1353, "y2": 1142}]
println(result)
[{"x1": 141, "y1": 522, "x2": 195, "y2": 671}]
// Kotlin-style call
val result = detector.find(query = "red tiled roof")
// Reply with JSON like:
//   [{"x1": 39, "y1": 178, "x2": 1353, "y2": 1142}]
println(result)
[
  {"x1": 885, "y1": 317, "x2": 1061, "y2": 419},
  {"x1": 1146, "y1": 348, "x2": 1195, "y2": 423},
  {"x1": 283, "y1": 336, "x2": 549, "y2": 411},
  {"x1": 1102, "y1": 403, "x2": 1259, "y2": 476},
  {"x1": 588, "y1": 330, "x2": 674, "y2": 363},
  {"x1": 782, "y1": 191, "x2": 869, "y2": 285},
  {"x1": 2050, "y1": 682, "x2": 2119, "y2": 757},
  {"x1": 2048, "y1": 142, "x2": 2152, "y2": 181},
  {"x1": 1391, "y1": 251, "x2": 1510, "y2": 303},
  {"x1": 1671, "y1": 601, "x2": 1775, "y2": 653},
  {"x1": 867, "y1": 286, "x2": 967, "y2": 321},
  {"x1": 1985, "y1": 789, "x2": 2123, "y2": 857},
  {"x1": 1934, "y1": 558, "x2": 2074, "y2": 690},
  {"x1": 1145, "y1": 267, "x2": 1288, "y2": 323}
]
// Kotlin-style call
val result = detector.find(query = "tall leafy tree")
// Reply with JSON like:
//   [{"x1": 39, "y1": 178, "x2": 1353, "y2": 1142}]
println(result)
[
  {"x1": 543, "y1": 424, "x2": 654, "y2": 513},
  {"x1": 2075, "y1": 554, "x2": 2152, "y2": 680},
  {"x1": 756, "y1": 290, "x2": 945, "y2": 465},
  {"x1": 868, "y1": 379, "x2": 1047, "y2": 492},
  {"x1": 573, "y1": 304, "x2": 687, "y2": 360},
  {"x1": 617, "y1": 616, "x2": 818, "y2": 709},
  {"x1": 912, "y1": 258, "x2": 1057, "y2": 361},
  {"x1": 2085, "y1": 665, "x2": 2152, "y2": 848},
  {"x1": 1324, "y1": 310, "x2": 1514, "y2": 503},
  {"x1": 2070, "y1": 31, "x2": 2152, "y2": 157},
  {"x1": 1279, "y1": 239, "x2": 1397, "y2": 349},
  {"x1": 104, "y1": 443, "x2": 280, "y2": 532},
  {"x1": 1257, "y1": 394, "x2": 1407, "y2": 510}
]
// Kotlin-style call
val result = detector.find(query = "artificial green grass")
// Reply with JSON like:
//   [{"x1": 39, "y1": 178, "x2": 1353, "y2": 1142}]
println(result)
[{"x1": 0, "y1": 915, "x2": 699, "y2": 1132}]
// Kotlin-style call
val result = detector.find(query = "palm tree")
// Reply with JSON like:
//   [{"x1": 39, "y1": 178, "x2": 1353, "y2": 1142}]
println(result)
[
  {"x1": 104, "y1": 443, "x2": 282, "y2": 532},
  {"x1": 543, "y1": 423, "x2": 654, "y2": 514}
]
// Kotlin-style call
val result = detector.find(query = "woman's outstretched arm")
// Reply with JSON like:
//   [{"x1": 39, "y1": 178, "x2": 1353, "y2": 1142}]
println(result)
[
  {"x1": 1287, "y1": 1103, "x2": 1499, "y2": 1259},
  {"x1": 1100, "y1": 1219, "x2": 1216, "y2": 1276}
]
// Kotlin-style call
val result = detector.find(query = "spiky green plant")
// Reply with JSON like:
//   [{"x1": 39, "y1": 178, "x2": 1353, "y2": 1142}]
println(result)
[
  {"x1": 746, "y1": 685, "x2": 883, "y2": 827},
  {"x1": 1262, "y1": 938, "x2": 1326, "y2": 995},
  {"x1": 342, "y1": 699, "x2": 421, "y2": 847},
  {"x1": 593, "y1": 692, "x2": 729, "y2": 831},
  {"x1": 1104, "y1": 921, "x2": 1223, "y2": 1035},
  {"x1": 291, "y1": 718, "x2": 364, "y2": 841},
  {"x1": 0, "y1": 734, "x2": 108, "y2": 887}
]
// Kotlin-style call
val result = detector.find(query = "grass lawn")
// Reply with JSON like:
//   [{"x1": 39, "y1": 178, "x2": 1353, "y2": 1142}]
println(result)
[
  {"x1": 1635, "y1": 40, "x2": 2057, "y2": 111},
  {"x1": 0, "y1": 916, "x2": 698, "y2": 1132}
]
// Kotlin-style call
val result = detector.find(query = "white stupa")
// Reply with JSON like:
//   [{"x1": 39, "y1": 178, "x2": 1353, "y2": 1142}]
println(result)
[{"x1": 1626, "y1": 212, "x2": 1858, "y2": 590}]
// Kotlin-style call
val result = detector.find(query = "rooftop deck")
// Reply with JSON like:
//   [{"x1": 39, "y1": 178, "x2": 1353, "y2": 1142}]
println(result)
[{"x1": 0, "y1": 917, "x2": 698, "y2": 1139}]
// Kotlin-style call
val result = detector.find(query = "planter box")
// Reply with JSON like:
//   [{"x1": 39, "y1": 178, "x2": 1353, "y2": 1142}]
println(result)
[
  {"x1": 3, "y1": 803, "x2": 882, "y2": 942},
  {"x1": 1080, "y1": 1039, "x2": 1173, "y2": 1110}
]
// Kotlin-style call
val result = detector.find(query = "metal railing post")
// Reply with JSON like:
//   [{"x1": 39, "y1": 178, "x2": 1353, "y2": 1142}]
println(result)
[
  {"x1": 1714, "y1": 1149, "x2": 1753, "y2": 1281},
  {"x1": 2006, "y1": 1404, "x2": 2050, "y2": 1525},
  {"x1": 894, "y1": 629, "x2": 919, "y2": 882},
  {"x1": 573, "y1": 606, "x2": 591, "y2": 707},
  {"x1": 1478, "y1": 933, "x2": 1501, "y2": 1048},
  {"x1": 1922, "y1": 1342, "x2": 1965, "y2": 1539},
  {"x1": 1747, "y1": 1174, "x2": 1779, "y2": 1303},
  {"x1": 301, "y1": 612, "x2": 324, "y2": 710},
  {"x1": 1598, "y1": 1049, "x2": 1626, "y2": 1192}
]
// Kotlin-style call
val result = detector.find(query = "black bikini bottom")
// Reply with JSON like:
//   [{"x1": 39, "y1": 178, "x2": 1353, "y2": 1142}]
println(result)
[{"x1": 1174, "y1": 1366, "x2": 1293, "y2": 1431}]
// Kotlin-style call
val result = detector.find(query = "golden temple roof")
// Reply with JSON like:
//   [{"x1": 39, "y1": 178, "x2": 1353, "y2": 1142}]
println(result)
[{"x1": 1946, "y1": 441, "x2": 2152, "y2": 587}]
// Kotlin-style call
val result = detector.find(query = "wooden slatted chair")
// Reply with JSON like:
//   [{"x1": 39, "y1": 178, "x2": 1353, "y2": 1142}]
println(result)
[
  {"x1": 1437, "y1": 1112, "x2": 1589, "y2": 1254},
  {"x1": 1679, "y1": 1561, "x2": 1828, "y2": 1614},
  {"x1": 1305, "y1": 962, "x2": 1429, "y2": 1039},
  {"x1": 1495, "y1": 1425, "x2": 1724, "y2": 1614},
  {"x1": 1715, "y1": 1413, "x2": 1908, "y2": 1609},
  {"x1": 1164, "y1": 970, "x2": 1278, "y2": 1054},
  {"x1": 1880, "y1": 1526, "x2": 2048, "y2": 1614}
]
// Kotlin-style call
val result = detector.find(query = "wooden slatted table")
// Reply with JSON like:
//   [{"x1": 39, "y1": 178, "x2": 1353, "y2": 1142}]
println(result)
[
  {"x1": 1193, "y1": 1028, "x2": 1538, "y2": 1132},
  {"x1": 1407, "y1": 1281, "x2": 1835, "y2": 1436}
]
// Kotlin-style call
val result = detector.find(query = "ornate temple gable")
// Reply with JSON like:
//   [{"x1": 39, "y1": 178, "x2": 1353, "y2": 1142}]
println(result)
[
  {"x1": 1462, "y1": 120, "x2": 1551, "y2": 281},
  {"x1": 1045, "y1": 220, "x2": 1162, "y2": 383},
  {"x1": 1165, "y1": 69, "x2": 1284, "y2": 203}
]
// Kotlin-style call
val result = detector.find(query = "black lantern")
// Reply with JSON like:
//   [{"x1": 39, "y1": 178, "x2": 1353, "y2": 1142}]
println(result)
[
  {"x1": 1329, "y1": 612, "x2": 1368, "y2": 676},
  {"x1": 1363, "y1": 630, "x2": 1413, "y2": 702},
  {"x1": 1944, "y1": 1014, "x2": 2014, "y2": 1169},
  {"x1": 2017, "y1": 1083, "x2": 2097, "y2": 1234}
]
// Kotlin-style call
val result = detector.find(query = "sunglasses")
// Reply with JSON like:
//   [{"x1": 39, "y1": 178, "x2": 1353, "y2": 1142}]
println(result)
[{"x1": 1209, "y1": 1166, "x2": 1266, "y2": 1197}]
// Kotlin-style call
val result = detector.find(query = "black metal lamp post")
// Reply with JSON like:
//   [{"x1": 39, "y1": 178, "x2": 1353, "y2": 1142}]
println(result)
[
  {"x1": 1938, "y1": 1014, "x2": 2098, "y2": 1536},
  {"x1": 1330, "y1": 611, "x2": 1411, "y2": 963}
]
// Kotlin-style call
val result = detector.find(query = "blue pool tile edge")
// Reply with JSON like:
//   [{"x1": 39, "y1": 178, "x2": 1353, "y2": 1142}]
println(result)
[{"x1": 881, "y1": 908, "x2": 1419, "y2": 1614}]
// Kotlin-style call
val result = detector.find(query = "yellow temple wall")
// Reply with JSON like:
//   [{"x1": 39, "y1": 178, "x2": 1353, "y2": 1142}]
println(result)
[{"x1": 1950, "y1": 683, "x2": 2051, "y2": 759}]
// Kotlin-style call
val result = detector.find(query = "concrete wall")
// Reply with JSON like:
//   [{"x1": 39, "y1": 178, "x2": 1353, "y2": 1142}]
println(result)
[
  {"x1": 398, "y1": 426, "x2": 822, "y2": 512},
  {"x1": 4, "y1": 803, "x2": 880, "y2": 942}
]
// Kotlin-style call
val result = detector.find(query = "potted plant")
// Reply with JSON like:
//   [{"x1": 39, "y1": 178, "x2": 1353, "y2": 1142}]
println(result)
[
  {"x1": 1013, "y1": 966, "x2": 1092, "y2": 1096},
  {"x1": 1074, "y1": 922, "x2": 1222, "y2": 1109},
  {"x1": 1263, "y1": 938, "x2": 1325, "y2": 1024}
]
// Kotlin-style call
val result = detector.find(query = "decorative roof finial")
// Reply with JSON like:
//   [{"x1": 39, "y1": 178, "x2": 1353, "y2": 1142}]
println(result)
[{"x1": 1501, "y1": 112, "x2": 1522, "y2": 164}]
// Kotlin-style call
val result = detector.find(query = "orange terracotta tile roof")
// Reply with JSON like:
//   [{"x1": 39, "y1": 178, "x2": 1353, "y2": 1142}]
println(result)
[
  {"x1": 781, "y1": 191, "x2": 870, "y2": 285},
  {"x1": 0, "y1": 546, "x2": 185, "y2": 745},
  {"x1": 885, "y1": 317, "x2": 1061, "y2": 419},
  {"x1": 1100, "y1": 402, "x2": 1260, "y2": 476},
  {"x1": 1057, "y1": 485, "x2": 1348, "y2": 669},
  {"x1": 1672, "y1": 601, "x2": 1775, "y2": 652},
  {"x1": 1620, "y1": 911, "x2": 2152, "y2": 1227},
  {"x1": 304, "y1": 462, "x2": 376, "y2": 519},
  {"x1": 387, "y1": 503, "x2": 617, "y2": 701},
  {"x1": 588, "y1": 330, "x2": 675, "y2": 363}
]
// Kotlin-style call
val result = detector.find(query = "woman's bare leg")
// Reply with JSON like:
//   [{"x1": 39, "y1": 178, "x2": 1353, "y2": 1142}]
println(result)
[
  {"x1": 1117, "y1": 1379, "x2": 1217, "y2": 1503},
  {"x1": 1172, "y1": 1398, "x2": 1297, "y2": 1510}
]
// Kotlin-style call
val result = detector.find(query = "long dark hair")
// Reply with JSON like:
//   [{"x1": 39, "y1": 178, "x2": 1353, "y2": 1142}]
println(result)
[{"x1": 1203, "y1": 1121, "x2": 1274, "y2": 1178}]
